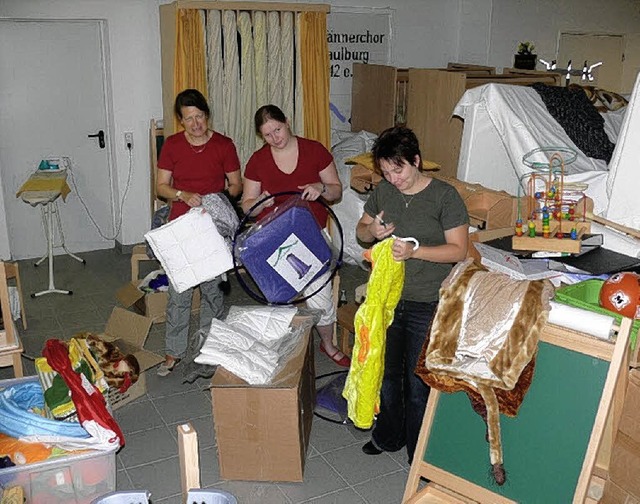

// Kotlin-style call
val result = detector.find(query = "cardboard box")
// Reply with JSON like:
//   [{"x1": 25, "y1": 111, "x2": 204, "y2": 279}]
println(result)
[
  {"x1": 210, "y1": 319, "x2": 315, "y2": 482},
  {"x1": 605, "y1": 369, "x2": 640, "y2": 501},
  {"x1": 99, "y1": 306, "x2": 163, "y2": 410},
  {"x1": 116, "y1": 261, "x2": 200, "y2": 324}
]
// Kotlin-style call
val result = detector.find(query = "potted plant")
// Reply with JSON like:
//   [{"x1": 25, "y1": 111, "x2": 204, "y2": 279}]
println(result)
[{"x1": 514, "y1": 41, "x2": 537, "y2": 70}]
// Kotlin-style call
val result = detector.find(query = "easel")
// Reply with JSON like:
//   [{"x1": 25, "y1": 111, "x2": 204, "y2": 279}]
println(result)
[{"x1": 403, "y1": 318, "x2": 632, "y2": 503}]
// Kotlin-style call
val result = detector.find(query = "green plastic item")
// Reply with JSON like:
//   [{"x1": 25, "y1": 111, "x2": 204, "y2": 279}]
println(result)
[{"x1": 554, "y1": 279, "x2": 640, "y2": 348}]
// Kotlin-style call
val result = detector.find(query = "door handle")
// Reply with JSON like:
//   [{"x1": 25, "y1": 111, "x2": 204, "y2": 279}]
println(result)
[{"x1": 88, "y1": 130, "x2": 105, "y2": 149}]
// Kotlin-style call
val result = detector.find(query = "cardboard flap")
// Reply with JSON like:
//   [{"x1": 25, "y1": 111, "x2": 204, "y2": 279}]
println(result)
[
  {"x1": 103, "y1": 306, "x2": 152, "y2": 347},
  {"x1": 134, "y1": 348, "x2": 165, "y2": 371},
  {"x1": 115, "y1": 282, "x2": 144, "y2": 307}
]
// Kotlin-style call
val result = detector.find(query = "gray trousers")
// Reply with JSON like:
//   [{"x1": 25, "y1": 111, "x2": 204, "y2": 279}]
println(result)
[{"x1": 164, "y1": 276, "x2": 224, "y2": 359}]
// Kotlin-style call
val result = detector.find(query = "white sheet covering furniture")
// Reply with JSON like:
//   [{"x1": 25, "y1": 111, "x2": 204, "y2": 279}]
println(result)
[{"x1": 454, "y1": 77, "x2": 639, "y2": 258}]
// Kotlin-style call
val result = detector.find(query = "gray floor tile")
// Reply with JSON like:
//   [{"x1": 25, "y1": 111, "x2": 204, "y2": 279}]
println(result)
[
  {"x1": 117, "y1": 425, "x2": 178, "y2": 468},
  {"x1": 352, "y1": 470, "x2": 409, "y2": 504},
  {"x1": 152, "y1": 389, "x2": 212, "y2": 424},
  {"x1": 198, "y1": 446, "x2": 222, "y2": 488},
  {"x1": 116, "y1": 469, "x2": 135, "y2": 492},
  {"x1": 114, "y1": 398, "x2": 165, "y2": 434},
  {"x1": 126, "y1": 457, "x2": 183, "y2": 501},
  {"x1": 145, "y1": 365, "x2": 206, "y2": 398},
  {"x1": 278, "y1": 458, "x2": 349, "y2": 504},
  {"x1": 309, "y1": 417, "x2": 360, "y2": 454},
  {"x1": 321, "y1": 444, "x2": 401, "y2": 486},
  {"x1": 305, "y1": 488, "x2": 367, "y2": 503}
]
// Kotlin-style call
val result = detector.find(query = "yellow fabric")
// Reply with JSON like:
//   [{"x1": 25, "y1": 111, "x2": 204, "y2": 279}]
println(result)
[
  {"x1": 342, "y1": 239, "x2": 404, "y2": 429},
  {"x1": 300, "y1": 12, "x2": 330, "y2": 149},
  {"x1": 345, "y1": 152, "x2": 440, "y2": 171},
  {"x1": 16, "y1": 176, "x2": 71, "y2": 201},
  {"x1": 174, "y1": 9, "x2": 207, "y2": 133}
]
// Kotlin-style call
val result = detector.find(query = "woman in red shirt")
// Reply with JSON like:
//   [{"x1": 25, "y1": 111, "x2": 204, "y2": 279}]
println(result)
[
  {"x1": 242, "y1": 105, "x2": 349, "y2": 367},
  {"x1": 156, "y1": 89, "x2": 242, "y2": 376}
]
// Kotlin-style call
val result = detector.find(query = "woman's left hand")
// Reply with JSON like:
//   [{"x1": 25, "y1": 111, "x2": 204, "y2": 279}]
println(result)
[
  {"x1": 392, "y1": 238, "x2": 417, "y2": 262},
  {"x1": 298, "y1": 182, "x2": 324, "y2": 201}
]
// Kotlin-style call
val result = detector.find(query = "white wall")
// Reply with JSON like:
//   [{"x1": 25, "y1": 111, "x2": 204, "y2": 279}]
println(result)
[
  {"x1": 0, "y1": 0, "x2": 162, "y2": 255},
  {"x1": 1, "y1": 0, "x2": 639, "y2": 259},
  {"x1": 487, "y1": 0, "x2": 640, "y2": 72}
]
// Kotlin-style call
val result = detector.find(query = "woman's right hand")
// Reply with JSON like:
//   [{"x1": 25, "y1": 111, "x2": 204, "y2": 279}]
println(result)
[
  {"x1": 178, "y1": 191, "x2": 202, "y2": 208},
  {"x1": 258, "y1": 190, "x2": 274, "y2": 211},
  {"x1": 369, "y1": 211, "x2": 395, "y2": 240}
]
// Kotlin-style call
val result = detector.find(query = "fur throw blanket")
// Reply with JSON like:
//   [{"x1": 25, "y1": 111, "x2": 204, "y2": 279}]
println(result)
[{"x1": 415, "y1": 259, "x2": 554, "y2": 485}]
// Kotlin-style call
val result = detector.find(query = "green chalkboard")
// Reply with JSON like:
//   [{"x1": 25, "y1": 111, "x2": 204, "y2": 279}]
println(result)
[{"x1": 423, "y1": 341, "x2": 609, "y2": 503}]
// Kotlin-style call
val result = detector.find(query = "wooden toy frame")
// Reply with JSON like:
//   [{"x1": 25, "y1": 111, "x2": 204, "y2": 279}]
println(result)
[{"x1": 403, "y1": 318, "x2": 632, "y2": 503}]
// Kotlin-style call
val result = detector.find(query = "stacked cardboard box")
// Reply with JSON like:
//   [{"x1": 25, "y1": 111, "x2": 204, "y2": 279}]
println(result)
[{"x1": 210, "y1": 317, "x2": 315, "y2": 482}]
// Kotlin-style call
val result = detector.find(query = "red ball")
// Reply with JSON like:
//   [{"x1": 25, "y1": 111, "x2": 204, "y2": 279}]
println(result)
[{"x1": 599, "y1": 272, "x2": 640, "y2": 319}]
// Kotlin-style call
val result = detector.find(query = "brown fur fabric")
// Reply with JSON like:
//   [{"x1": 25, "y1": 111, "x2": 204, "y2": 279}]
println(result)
[
  {"x1": 414, "y1": 259, "x2": 554, "y2": 485},
  {"x1": 569, "y1": 83, "x2": 629, "y2": 112},
  {"x1": 82, "y1": 333, "x2": 141, "y2": 391}
]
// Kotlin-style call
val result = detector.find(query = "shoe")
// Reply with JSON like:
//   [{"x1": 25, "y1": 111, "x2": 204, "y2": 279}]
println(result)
[
  {"x1": 362, "y1": 441, "x2": 383, "y2": 455},
  {"x1": 157, "y1": 357, "x2": 180, "y2": 377},
  {"x1": 319, "y1": 344, "x2": 351, "y2": 368}
]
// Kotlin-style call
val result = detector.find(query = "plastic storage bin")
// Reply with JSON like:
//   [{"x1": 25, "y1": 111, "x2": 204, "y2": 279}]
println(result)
[
  {"x1": 0, "y1": 376, "x2": 117, "y2": 504},
  {"x1": 554, "y1": 279, "x2": 640, "y2": 346}
]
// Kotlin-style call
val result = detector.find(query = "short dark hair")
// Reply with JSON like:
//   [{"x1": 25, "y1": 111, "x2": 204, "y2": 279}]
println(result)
[
  {"x1": 174, "y1": 89, "x2": 210, "y2": 119},
  {"x1": 371, "y1": 126, "x2": 422, "y2": 174},
  {"x1": 254, "y1": 105, "x2": 287, "y2": 134}
]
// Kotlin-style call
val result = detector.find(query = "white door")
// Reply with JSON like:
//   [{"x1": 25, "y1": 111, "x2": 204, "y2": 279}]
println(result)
[{"x1": 0, "y1": 19, "x2": 115, "y2": 260}]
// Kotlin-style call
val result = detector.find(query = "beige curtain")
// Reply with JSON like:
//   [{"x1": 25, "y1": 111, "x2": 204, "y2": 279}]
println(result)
[
  {"x1": 300, "y1": 11, "x2": 331, "y2": 149},
  {"x1": 173, "y1": 9, "x2": 207, "y2": 133},
  {"x1": 169, "y1": 5, "x2": 329, "y2": 166}
]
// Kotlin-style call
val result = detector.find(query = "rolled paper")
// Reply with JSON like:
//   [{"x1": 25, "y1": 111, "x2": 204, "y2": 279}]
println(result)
[{"x1": 548, "y1": 301, "x2": 615, "y2": 340}]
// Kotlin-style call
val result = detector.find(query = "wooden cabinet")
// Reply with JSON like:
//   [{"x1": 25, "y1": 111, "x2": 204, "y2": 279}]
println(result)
[{"x1": 350, "y1": 63, "x2": 561, "y2": 179}]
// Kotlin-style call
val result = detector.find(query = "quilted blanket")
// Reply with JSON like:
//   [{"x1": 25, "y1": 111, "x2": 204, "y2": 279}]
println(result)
[{"x1": 145, "y1": 208, "x2": 233, "y2": 293}]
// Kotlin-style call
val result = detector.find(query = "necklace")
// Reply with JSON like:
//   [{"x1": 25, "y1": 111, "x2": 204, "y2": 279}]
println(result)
[
  {"x1": 186, "y1": 131, "x2": 210, "y2": 154},
  {"x1": 189, "y1": 143, "x2": 207, "y2": 154},
  {"x1": 400, "y1": 192, "x2": 418, "y2": 208}
]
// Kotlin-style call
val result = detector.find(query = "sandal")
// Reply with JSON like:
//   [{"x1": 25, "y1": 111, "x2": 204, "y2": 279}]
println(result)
[
  {"x1": 157, "y1": 357, "x2": 181, "y2": 377},
  {"x1": 319, "y1": 344, "x2": 351, "y2": 368}
]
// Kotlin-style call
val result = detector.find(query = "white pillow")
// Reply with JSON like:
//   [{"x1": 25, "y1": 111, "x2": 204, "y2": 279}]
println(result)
[{"x1": 144, "y1": 208, "x2": 233, "y2": 293}]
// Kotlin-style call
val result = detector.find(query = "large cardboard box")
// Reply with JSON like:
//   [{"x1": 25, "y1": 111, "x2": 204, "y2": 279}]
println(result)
[
  {"x1": 210, "y1": 320, "x2": 315, "y2": 482},
  {"x1": 603, "y1": 369, "x2": 640, "y2": 502},
  {"x1": 99, "y1": 306, "x2": 163, "y2": 410}
]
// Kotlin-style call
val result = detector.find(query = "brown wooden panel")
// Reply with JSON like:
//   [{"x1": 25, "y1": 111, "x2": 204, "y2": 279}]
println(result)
[
  {"x1": 406, "y1": 69, "x2": 466, "y2": 179},
  {"x1": 351, "y1": 63, "x2": 397, "y2": 134}
]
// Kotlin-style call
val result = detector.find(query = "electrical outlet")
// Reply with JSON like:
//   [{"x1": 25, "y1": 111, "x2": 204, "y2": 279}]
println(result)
[{"x1": 124, "y1": 132, "x2": 133, "y2": 150}]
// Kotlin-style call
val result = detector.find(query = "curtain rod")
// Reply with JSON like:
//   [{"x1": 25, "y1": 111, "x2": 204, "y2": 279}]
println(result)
[{"x1": 174, "y1": 1, "x2": 330, "y2": 13}]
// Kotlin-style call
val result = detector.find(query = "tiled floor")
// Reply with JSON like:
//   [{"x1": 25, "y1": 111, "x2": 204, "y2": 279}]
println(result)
[{"x1": 1, "y1": 248, "x2": 415, "y2": 503}]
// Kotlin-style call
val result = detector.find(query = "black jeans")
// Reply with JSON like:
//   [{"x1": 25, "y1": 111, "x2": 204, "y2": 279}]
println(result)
[{"x1": 371, "y1": 300, "x2": 437, "y2": 462}]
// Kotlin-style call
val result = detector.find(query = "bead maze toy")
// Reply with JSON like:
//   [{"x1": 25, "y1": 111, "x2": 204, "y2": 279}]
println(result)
[{"x1": 512, "y1": 147, "x2": 594, "y2": 255}]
